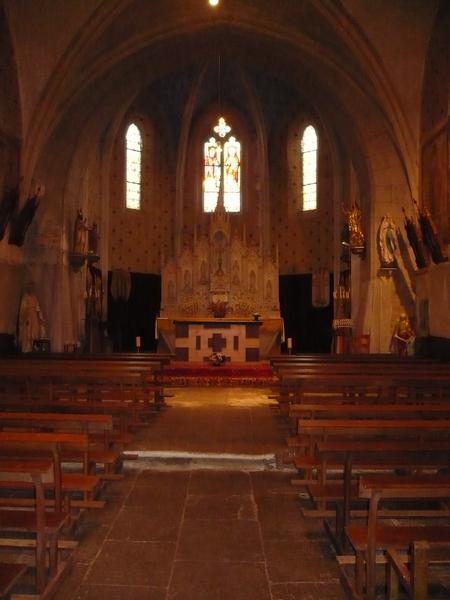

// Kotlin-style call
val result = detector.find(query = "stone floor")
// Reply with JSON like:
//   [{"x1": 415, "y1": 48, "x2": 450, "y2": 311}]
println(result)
[
  {"x1": 129, "y1": 386, "x2": 287, "y2": 456},
  {"x1": 53, "y1": 469, "x2": 346, "y2": 600},
  {"x1": 51, "y1": 386, "x2": 347, "y2": 600},
  {"x1": 9, "y1": 385, "x2": 449, "y2": 599}
]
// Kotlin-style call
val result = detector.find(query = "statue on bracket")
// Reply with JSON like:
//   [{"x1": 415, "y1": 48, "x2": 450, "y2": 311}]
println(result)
[
  {"x1": 73, "y1": 209, "x2": 88, "y2": 255},
  {"x1": 343, "y1": 202, "x2": 365, "y2": 255},
  {"x1": 378, "y1": 215, "x2": 398, "y2": 269}
]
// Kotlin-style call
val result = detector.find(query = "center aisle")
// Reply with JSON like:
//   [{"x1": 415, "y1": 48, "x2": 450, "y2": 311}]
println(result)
[
  {"x1": 51, "y1": 386, "x2": 346, "y2": 600},
  {"x1": 129, "y1": 386, "x2": 286, "y2": 457},
  {"x1": 54, "y1": 470, "x2": 345, "y2": 600}
]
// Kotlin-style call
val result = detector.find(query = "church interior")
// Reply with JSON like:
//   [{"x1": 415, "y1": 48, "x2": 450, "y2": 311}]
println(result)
[{"x1": 0, "y1": 1, "x2": 449, "y2": 599}]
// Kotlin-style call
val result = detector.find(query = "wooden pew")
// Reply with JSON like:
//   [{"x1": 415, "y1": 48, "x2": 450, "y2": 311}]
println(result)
[
  {"x1": 0, "y1": 562, "x2": 27, "y2": 599},
  {"x1": 291, "y1": 415, "x2": 450, "y2": 553},
  {"x1": 0, "y1": 431, "x2": 103, "y2": 510},
  {"x1": 294, "y1": 418, "x2": 450, "y2": 451},
  {"x1": 0, "y1": 411, "x2": 122, "y2": 480},
  {"x1": 307, "y1": 439, "x2": 450, "y2": 552},
  {"x1": 0, "y1": 370, "x2": 168, "y2": 409},
  {"x1": 0, "y1": 457, "x2": 70, "y2": 596},
  {"x1": 270, "y1": 357, "x2": 450, "y2": 407},
  {"x1": 386, "y1": 540, "x2": 450, "y2": 600},
  {"x1": 344, "y1": 474, "x2": 450, "y2": 600}
]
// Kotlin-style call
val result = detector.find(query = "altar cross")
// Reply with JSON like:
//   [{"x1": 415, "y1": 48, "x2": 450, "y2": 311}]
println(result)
[{"x1": 208, "y1": 333, "x2": 227, "y2": 353}]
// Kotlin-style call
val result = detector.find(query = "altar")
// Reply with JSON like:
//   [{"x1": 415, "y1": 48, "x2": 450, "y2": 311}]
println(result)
[
  {"x1": 173, "y1": 319, "x2": 261, "y2": 362},
  {"x1": 156, "y1": 316, "x2": 283, "y2": 361},
  {"x1": 157, "y1": 190, "x2": 283, "y2": 361}
]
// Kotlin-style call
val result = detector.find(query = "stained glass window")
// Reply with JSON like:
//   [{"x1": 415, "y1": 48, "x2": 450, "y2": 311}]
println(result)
[
  {"x1": 203, "y1": 136, "x2": 222, "y2": 212},
  {"x1": 203, "y1": 123, "x2": 241, "y2": 213},
  {"x1": 125, "y1": 123, "x2": 142, "y2": 210},
  {"x1": 223, "y1": 136, "x2": 241, "y2": 212},
  {"x1": 301, "y1": 125, "x2": 318, "y2": 211}
]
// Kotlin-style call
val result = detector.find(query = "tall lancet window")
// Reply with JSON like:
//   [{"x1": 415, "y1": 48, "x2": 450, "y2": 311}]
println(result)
[
  {"x1": 125, "y1": 123, "x2": 142, "y2": 210},
  {"x1": 203, "y1": 117, "x2": 241, "y2": 213},
  {"x1": 301, "y1": 125, "x2": 318, "y2": 211},
  {"x1": 223, "y1": 136, "x2": 241, "y2": 212},
  {"x1": 203, "y1": 136, "x2": 222, "y2": 212}
]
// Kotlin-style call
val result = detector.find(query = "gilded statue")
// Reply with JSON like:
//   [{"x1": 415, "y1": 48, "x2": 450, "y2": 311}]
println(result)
[
  {"x1": 390, "y1": 312, "x2": 415, "y2": 357},
  {"x1": 344, "y1": 202, "x2": 365, "y2": 251},
  {"x1": 73, "y1": 209, "x2": 88, "y2": 255}
]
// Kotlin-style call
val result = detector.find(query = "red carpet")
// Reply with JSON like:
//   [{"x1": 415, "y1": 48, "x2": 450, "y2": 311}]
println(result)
[{"x1": 162, "y1": 361, "x2": 277, "y2": 385}]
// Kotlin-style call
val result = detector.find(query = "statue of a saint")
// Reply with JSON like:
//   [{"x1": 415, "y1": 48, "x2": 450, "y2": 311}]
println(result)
[
  {"x1": 18, "y1": 282, "x2": 46, "y2": 352},
  {"x1": 344, "y1": 203, "x2": 365, "y2": 251},
  {"x1": 390, "y1": 313, "x2": 415, "y2": 357},
  {"x1": 378, "y1": 215, "x2": 398, "y2": 268},
  {"x1": 73, "y1": 209, "x2": 88, "y2": 255}
]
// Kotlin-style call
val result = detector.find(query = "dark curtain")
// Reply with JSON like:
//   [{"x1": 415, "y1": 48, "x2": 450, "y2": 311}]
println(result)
[
  {"x1": 107, "y1": 272, "x2": 161, "y2": 352},
  {"x1": 279, "y1": 274, "x2": 333, "y2": 353}
]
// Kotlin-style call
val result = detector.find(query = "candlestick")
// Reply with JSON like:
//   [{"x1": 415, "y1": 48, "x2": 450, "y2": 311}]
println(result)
[{"x1": 287, "y1": 337, "x2": 292, "y2": 354}]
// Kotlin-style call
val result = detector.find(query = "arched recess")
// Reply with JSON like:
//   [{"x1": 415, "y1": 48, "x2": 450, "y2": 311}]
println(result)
[
  {"x1": 109, "y1": 108, "x2": 169, "y2": 274},
  {"x1": 184, "y1": 102, "x2": 253, "y2": 235},
  {"x1": 283, "y1": 110, "x2": 334, "y2": 273}
]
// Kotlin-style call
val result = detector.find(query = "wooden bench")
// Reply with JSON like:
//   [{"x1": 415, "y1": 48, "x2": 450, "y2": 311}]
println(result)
[
  {"x1": 344, "y1": 474, "x2": 450, "y2": 600},
  {"x1": 0, "y1": 562, "x2": 27, "y2": 598},
  {"x1": 288, "y1": 403, "x2": 450, "y2": 450},
  {"x1": 386, "y1": 540, "x2": 450, "y2": 600},
  {"x1": 0, "y1": 431, "x2": 103, "y2": 511},
  {"x1": 0, "y1": 394, "x2": 144, "y2": 446},
  {"x1": 294, "y1": 418, "x2": 450, "y2": 455},
  {"x1": 0, "y1": 411, "x2": 123, "y2": 480},
  {"x1": 0, "y1": 369, "x2": 170, "y2": 412},
  {"x1": 270, "y1": 357, "x2": 450, "y2": 408},
  {"x1": 0, "y1": 457, "x2": 70, "y2": 596},
  {"x1": 307, "y1": 439, "x2": 450, "y2": 552}
]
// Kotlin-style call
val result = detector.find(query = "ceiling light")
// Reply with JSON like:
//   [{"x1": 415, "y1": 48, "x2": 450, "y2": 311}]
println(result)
[{"x1": 208, "y1": 0, "x2": 219, "y2": 6}]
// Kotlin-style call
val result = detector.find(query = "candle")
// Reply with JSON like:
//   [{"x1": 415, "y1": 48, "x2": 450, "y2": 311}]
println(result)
[
  {"x1": 287, "y1": 337, "x2": 292, "y2": 349},
  {"x1": 135, "y1": 336, "x2": 141, "y2": 349}
]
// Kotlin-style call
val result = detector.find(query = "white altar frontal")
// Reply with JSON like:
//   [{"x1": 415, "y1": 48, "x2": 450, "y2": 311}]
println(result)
[{"x1": 157, "y1": 198, "x2": 283, "y2": 361}]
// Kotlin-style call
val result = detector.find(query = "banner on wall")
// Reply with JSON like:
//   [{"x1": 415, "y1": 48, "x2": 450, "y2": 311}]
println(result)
[{"x1": 312, "y1": 268, "x2": 330, "y2": 308}]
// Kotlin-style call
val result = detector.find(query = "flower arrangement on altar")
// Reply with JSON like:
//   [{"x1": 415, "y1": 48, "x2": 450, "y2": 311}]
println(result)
[
  {"x1": 210, "y1": 300, "x2": 227, "y2": 318},
  {"x1": 209, "y1": 352, "x2": 226, "y2": 366}
]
